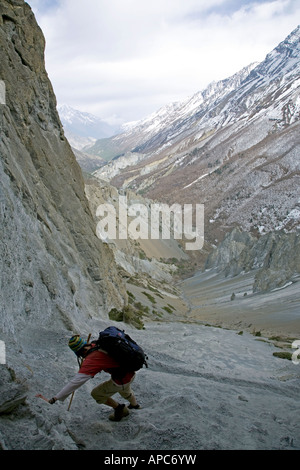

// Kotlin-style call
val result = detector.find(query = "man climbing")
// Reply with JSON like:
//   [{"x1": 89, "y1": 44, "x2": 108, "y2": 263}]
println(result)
[{"x1": 36, "y1": 335, "x2": 140, "y2": 421}]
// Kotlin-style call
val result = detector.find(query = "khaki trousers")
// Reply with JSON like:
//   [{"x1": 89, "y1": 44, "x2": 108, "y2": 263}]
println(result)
[{"x1": 91, "y1": 376, "x2": 135, "y2": 404}]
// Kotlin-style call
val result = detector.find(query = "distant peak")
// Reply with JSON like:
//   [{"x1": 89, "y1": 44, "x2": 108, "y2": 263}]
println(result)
[
  {"x1": 286, "y1": 24, "x2": 300, "y2": 41},
  {"x1": 275, "y1": 24, "x2": 300, "y2": 50}
]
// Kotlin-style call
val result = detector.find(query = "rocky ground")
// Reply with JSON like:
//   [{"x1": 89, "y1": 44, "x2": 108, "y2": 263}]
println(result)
[{"x1": 1, "y1": 310, "x2": 299, "y2": 451}]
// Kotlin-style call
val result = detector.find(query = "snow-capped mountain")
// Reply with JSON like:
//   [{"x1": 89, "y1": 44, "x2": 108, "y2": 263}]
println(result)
[
  {"x1": 92, "y1": 26, "x2": 300, "y2": 245},
  {"x1": 87, "y1": 63, "x2": 257, "y2": 161},
  {"x1": 91, "y1": 23, "x2": 300, "y2": 162},
  {"x1": 58, "y1": 104, "x2": 121, "y2": 151}
]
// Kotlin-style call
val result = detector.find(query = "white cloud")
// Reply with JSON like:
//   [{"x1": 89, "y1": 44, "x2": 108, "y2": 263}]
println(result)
[{"x1": 28, "y1": 0, "x2": 300, "y2": 122}]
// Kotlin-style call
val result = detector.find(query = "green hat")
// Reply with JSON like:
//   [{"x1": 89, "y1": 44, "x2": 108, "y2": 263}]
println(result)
[{"x1": 68, "y1": 335, "x2": 87, "y2": 356}]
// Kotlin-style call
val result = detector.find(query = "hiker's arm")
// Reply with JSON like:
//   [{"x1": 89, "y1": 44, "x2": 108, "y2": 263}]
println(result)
[{"x1": 52, "y1": 373, "x2": 92, "y2": 402}]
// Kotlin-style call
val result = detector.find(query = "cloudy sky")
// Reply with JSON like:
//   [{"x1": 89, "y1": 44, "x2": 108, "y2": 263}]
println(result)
[{"x1": 27, "y1": 0, "x2": 300, "y2": 124}]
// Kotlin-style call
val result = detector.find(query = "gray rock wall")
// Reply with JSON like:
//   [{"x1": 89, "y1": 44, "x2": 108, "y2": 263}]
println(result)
[
  {"x1": 205, "y1": 227, "x2": 300, "y2": 292},
  {"x1": 0, "y1": 0, "x2": 126, "y2": 343},
  {"x1": 253, "y1": 230, "x2": 300, "y2": 292}
]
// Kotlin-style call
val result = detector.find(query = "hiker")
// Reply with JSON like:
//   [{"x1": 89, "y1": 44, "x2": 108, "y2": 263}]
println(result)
[{"x1": 36, "y1": 335, "x2": 140, "y2": 421}]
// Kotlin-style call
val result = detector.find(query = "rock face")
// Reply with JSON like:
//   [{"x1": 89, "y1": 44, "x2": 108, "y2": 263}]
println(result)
[
  {"x1": 253, "y1": 231, "x2": 300, "y2": 293},
  {"x1": 205, "y1": 227, "x2": 300, "y2": 293},
  {"x1": 0, "y1": 0, "x2": 126, "y2": 342},
  {"x1": 0, "y1": 366, "x2": 27, "y2": 416},
  {"x1": 85, "y1": 177, "x2": 188, "y2": 282}
]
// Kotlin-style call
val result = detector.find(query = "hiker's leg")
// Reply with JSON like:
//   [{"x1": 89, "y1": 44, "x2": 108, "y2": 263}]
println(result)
[
  {"x1": 128, "y1": 393, "x2": 138, "y2": 407},
  {"x1": 118, "y1": 376, "x2": 138, "y2": 407},
  {"x1": 91, "y1": 379, "x2": 129, "y2": 421},
  {"x1": 91, "y1": 379, "x2": 120, "y2": 408},
  {"x1": 104, "y1": 397, "x2": 119, "y2": 409},
  {"x1": 118, "y1": 385, "x2": 138, "y2": 406}
]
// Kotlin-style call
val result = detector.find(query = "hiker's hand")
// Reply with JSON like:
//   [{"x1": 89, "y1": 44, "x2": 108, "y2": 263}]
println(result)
[
  {"x1": 36, "y1": 394, "x2": 57, "y2": 404},
  {"x1": 36, "y1": 393, "x2": 49, "y2": 402}
]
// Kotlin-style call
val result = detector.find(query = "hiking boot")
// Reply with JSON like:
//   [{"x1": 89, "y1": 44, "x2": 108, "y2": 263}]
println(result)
[
  {"x1": 109, "y1": 404, "x2": 129, "y2": 422},
  {"x1": 128, "y1": 403, "x2": 141, "y2": 409}
]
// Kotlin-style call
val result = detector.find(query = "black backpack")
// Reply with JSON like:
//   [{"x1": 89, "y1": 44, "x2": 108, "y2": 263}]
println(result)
[{"x1": 96, "y1": 326, "x2": 148, "y2": 372}]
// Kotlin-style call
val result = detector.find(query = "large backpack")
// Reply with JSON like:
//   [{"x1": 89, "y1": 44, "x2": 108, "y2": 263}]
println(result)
[{"x1": 96, "y1": 326, "x2": 148, "y2": 372}]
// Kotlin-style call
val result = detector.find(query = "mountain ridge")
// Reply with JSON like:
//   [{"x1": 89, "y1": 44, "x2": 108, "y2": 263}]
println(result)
[
  {"x1": 91, "y1": 25, "x2": 300, "y2": 162},
  {"x1": 58, "y1": 104, "x2": 121, "y2": 150},
  {"x1": 87, "y1": 62, "x2": 258, "y2": 160},
  {"x1": 91, "y1": 25, "x2": 300, "y2": 247}
]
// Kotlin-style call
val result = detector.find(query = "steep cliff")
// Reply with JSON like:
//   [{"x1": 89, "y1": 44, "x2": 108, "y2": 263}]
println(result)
[
  {"x1": 0, "y1": 0, "x2": 126, "y2": 341},
  {"x1": 205, "y1": 227, "x2": 300, "y2": 293}
]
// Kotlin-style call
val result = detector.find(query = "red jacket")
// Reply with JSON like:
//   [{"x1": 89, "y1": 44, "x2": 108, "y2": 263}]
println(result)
[
  {"x1": 79, "y1": 347, "x2": 134, "y2": 385},
  {"x1": 54, "y1": 345, "x2": 136, "y2": 402}
]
